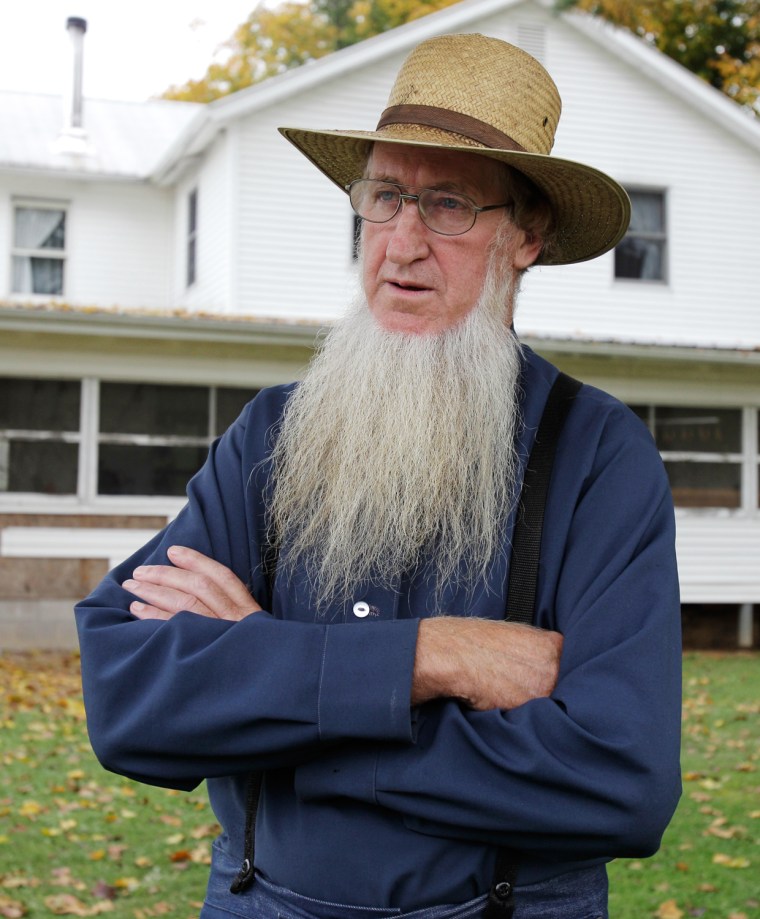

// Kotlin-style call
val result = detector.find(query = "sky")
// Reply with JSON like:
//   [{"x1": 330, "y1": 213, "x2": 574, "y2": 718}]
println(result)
[{"x1": 0, "y1": 1, "x2": 260, "y2": 101}]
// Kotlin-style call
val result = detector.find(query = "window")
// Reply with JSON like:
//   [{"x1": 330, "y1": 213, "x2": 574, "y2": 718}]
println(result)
[
  {"x1": 187, "y1": 189, "x2": 198, "y2": 287},
  {"x1": 631, "y1": 405, "x2": 744, "y2": 508},
  {"x1": 351, "y1": 213, "x2": 361, "y2": 260},
  {"x1": 0, "y1": 378, "x2": 258, "y2": 501},
  {"x1": 615, "y1": 190, "x2": 666, "y2": 281},
  {"x1": 0, "y1": 378, "x2": 80, "y2": 494},
  {"x1": 11, "y1": 202, "x2": 67, "y2": 296}
]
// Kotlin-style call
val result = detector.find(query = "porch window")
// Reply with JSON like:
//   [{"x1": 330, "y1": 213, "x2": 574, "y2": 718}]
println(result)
[
  {"x1": 0, "y1": 378, "x2": 80, "y2": 493},
  {"x1": 631, "y1": 405, "x2": 743, "y2": 508},
  {"x1": 0, "y1": 378, "x2": 258, "y2": 502}
]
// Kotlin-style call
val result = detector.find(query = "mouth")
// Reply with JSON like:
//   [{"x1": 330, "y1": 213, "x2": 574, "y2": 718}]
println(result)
[{"x1": 390, "y1": 281, "x2": 429, "y2": 293}]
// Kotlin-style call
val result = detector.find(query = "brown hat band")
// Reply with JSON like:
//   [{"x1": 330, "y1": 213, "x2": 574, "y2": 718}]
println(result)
[{"x1": 376, "y1": 105, "x2": 526, "y2": 152}]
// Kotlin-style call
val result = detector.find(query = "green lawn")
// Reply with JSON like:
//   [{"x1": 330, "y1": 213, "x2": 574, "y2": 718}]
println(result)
[{"x1": 1, "y1": 651, "x2": 757, "y2": 918}]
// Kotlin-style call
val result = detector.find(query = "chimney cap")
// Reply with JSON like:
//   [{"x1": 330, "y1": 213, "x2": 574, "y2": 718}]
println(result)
[{"x1": 66, "y1": 16, "x2": 87, "y2": 32}]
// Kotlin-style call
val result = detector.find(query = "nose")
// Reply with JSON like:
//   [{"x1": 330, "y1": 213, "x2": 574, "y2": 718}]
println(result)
[{"x1": 385, "y1": 196, "x2": 431, "y2": 265}]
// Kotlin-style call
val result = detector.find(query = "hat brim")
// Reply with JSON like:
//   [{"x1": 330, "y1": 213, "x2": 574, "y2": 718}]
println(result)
[{"x1": 279, "y1": 126, "x2": 631, "y2": 267}]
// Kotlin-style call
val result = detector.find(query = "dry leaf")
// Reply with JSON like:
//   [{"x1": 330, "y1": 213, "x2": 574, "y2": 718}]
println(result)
[{"x1": 655, "y1": 899, "x2": 683, "y2": 919}]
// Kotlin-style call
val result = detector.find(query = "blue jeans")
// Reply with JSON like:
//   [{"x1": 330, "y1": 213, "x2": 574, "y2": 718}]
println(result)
[{"x1": 201, "y1": 843, "x2": 608, "y2": 919}]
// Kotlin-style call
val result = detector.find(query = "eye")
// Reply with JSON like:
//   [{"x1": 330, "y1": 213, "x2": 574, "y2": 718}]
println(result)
[
  {"x1": 373, "y1": 184, "x2": 399, "y2": 204},
  {"x1": 428, "y1": 192, "x2": 468, "y2": 212}
]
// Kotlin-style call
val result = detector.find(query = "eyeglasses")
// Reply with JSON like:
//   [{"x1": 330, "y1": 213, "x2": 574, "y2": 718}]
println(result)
[{"x1": 346, "y1": 179, "x2": 509, "y2": 237}]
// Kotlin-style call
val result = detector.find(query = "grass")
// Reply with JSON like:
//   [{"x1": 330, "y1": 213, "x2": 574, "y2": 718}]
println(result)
[{"x1": 1, "y1": 651, "x2": 758, "y2": 918}]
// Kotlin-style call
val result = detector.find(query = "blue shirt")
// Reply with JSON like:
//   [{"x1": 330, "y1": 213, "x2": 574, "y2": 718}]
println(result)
[{"x1": 75, "y1": 346, "x2": 682, "y2": 910}]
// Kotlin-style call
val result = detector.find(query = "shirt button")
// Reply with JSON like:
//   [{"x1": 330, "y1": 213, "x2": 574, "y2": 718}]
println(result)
[{"x1": 352, "y1": 601, "x2": 370, "y2": 618}]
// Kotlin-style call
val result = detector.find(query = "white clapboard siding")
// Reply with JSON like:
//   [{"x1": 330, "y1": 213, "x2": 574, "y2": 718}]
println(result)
[
  {"x1": 0, "y1": 172, "x2": 175, "y2": 310},
  {"x1": 676, "y1": 516, "x2": 760, "y2": 603},
  {"x1": 234, "y1": 52, "x2": 409, "y2": 321},
  {"x1": 176, "y1": 130, "x2": 233, "y2": 312},
  {"x1": 516, "y1": 13, "x2": 760, "y2": 349}
]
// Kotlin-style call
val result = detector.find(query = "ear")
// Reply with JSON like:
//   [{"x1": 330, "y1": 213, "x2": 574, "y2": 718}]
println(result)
[{"x1": 513, "y1": 231, "x2": 544, "y2": 270}]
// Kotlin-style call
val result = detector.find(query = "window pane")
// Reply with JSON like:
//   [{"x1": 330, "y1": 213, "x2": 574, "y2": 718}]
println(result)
[
  {"x1": 614, "y1": 238, "x2": 663, "y2": 280},
  {"x1": 100, "y1": 383, "x2": 208, "y2": 436},
  {"x1": 0, "y1": 378, "x2": 80, "y2": 430},
  {"x1": 12, "y1": 255, "x2": 64, "y2": 295},
  {"x1": 664, "y1": 461, "x2": 741, "y2": 508},
  {"x1": 628, "y1": 192, "x2": 664, "y2": 233},
  {"x1": 14, "y1": 207, "x2": 65, "y2": 250},
  {"x1": 2, "y1": 440, "x2": 78, "y2": 494},
  {"x1": 628, "y1": 404, "x2": 650, "y2": 427},
  {"x1": 216, "y1": 387, "x2": 259, "y2": 435},
  {"x1": 98, "y1": 444, "x2": 208, "y2": 496},
  {"x1": 654, "y1": 407, "x2": 741, "y2": 453}
]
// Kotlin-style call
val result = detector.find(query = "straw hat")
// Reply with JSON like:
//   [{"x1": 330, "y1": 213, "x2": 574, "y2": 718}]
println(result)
[{"x1": 279, "y1": 33, "x2": 630, "y2": 266}]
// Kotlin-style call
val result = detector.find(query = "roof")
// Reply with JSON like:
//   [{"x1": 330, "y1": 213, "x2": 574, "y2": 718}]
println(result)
[
  {"x1": 2, "y1": 301, "x2": 758, "y2": 364},
  {"x1": 0, "y1": 91, "x2": 202, "y2": 180},
  {"x1": 151, "y1": 0, "x2": 760, "y2": 182},
  {"x1": 3, "y1": 0, "x2": 759, "y2": 183}
]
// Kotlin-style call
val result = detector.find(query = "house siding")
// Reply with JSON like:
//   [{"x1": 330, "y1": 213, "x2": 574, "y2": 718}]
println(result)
[
  {"x1": 1, "y1": 173, "x2": 174, "y2": 309},
  {"x1": 176, "y1": 129, "x2": 233, "y2": 312}
]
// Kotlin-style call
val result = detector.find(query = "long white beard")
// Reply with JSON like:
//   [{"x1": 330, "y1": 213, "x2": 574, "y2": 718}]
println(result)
[{"x1": 268, "y1": 261, "x2": 524, "y2": 610}]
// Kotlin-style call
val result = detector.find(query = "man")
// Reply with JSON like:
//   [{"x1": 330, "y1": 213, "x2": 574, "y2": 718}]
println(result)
[{"x1": 76, "y1": 34, "x2": 682, "y2": 919}]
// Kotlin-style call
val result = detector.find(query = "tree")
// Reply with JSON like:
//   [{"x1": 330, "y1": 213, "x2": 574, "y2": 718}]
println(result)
[
  {"x1": 557, "y1": 0, "x2": 760, "y2": 113},
  {"x1": 162, "y1": 0, "x2": 460, "y2": 102}
]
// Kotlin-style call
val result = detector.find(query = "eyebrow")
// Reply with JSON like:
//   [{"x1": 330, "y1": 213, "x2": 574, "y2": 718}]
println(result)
[{"x1": 366, "y1": 174, "x2": 477, "y2": 197}]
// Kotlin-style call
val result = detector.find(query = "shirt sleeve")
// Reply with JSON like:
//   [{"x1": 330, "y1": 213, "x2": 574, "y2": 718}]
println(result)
[
  {"x1": 293, "y1": 402, "x2": 683, "y2": 863},
  {"x1": 75, "y1": 391, "x2": 417, "y2": 792}
]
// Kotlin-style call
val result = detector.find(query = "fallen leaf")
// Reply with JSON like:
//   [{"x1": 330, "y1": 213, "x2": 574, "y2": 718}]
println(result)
[
  {"x1": 712, "y1": 853, "x2": 751, "y2": 869},
  {"x1": 0, "y1": 893, "x2": 26, "y2": 918},
  {"x1": 656, "y1": 899, "x2": 683, "y2": 919}
]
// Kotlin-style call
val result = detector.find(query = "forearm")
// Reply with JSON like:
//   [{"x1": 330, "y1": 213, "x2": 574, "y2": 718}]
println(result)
[{"x1": 412, "y1": 617, "x2": 563, "y2": 710}]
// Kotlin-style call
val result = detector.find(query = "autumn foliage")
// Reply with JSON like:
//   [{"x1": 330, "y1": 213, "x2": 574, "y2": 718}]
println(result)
[
  {"x1": 560, "y1": 0, "x2": 760, "y2": 112},
  {"x1": 161, "y1": 0, "x2": 463, "y2": 102},
  {"x1": 162, "y1": 0, "x2": 760, "y2": 117}
]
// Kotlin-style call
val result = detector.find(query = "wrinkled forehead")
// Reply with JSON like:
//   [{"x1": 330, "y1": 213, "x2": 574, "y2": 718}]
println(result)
[{"x1": 364, "y1": 142, "x2": 509, "y2": 199}]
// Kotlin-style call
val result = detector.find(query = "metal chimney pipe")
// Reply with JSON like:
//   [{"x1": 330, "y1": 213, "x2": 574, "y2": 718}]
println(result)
[{"x1": 66, "y1": 17, "x2": 87, "y2": 129}]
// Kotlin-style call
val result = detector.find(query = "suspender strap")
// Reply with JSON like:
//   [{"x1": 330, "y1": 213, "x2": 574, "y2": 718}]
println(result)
[
  {"x1": 229, "y1": 772, "x2": 261, "y2": 893},
  {"x1": 505, "y1": 372, "x2": 582, "y2": 625},
  {"x1": 484, "y1": 371, "x2": 581, "y2": 918}
]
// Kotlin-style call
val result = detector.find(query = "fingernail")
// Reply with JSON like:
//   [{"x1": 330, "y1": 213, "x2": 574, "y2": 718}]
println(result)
[
  {"x1": 131, "y1": 601, "x2": 145, "y2": 613},
  {"x1": 123, "y1": 579, "x2": 138, "y2": 590}
]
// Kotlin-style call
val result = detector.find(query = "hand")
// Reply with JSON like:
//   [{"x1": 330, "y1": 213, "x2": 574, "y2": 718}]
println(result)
[
  {"x1": 412, "y1": 617, "x2": 563, "y2": 711},
  {"x1": 123, "y1": 545, "x2": 262, "y2": 621}
]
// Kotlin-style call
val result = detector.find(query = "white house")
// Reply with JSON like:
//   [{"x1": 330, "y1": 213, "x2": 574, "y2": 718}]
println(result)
[{"x1": 1, "y1": 0, "x2": 758, "y2": 649}]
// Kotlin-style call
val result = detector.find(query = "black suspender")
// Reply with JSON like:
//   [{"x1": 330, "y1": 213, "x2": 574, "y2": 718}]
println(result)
[
  {"x1": 483, "y1": 371, "x2": 581, "y2": 919},
  {"x1": 232, "y1": 372, "x2": 583, "y2": 914}
]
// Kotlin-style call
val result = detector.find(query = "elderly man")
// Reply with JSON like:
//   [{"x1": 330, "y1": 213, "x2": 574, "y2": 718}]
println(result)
[{"x1": 76, "y1": 34, "x2": 682, "y2": 919}]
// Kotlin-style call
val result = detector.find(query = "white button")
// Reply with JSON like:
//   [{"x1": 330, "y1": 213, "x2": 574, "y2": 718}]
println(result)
[{"x1": 352, "y1": 601, "x2": 370, "y2": 618}]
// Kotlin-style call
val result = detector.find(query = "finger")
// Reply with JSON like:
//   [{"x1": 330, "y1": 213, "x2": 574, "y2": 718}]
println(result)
[
  {"x1": 123, "y1": 578, "x2": 215, "y2": 617},
  {"x1": 166, "y1": 546, "x2": 262, "y2": 612},
  {"x1": 129, "y1": 563, "x2": 233, "y2": 616},
  {"x1": 130, "y1": 600, "x2": 176, "y2": 621}
]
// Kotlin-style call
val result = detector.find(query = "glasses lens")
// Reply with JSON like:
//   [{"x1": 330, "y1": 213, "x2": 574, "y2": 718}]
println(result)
[
  {"x1": 350, "y1": 180, "x2": 400, "y2": 223},
  {"x1": 418, "y1": 190, "x2": 476, "y2": 235}
]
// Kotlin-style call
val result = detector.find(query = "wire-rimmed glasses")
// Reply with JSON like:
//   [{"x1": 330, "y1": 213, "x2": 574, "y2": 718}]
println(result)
[{"x1": 346, "y1": 179, "x2": 509, "y2": 237}]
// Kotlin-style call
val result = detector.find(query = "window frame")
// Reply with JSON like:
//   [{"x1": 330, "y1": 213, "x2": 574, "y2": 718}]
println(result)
[
  {"x1": 614, "y1": 187, "x2": 668, "y2": 284},
  {"x1": 0, "y1": 376, "x2": 259, "y2": 512},
  {"x1": 631, "y1": 402, "x2": 759, "y2": 513},
  {"x1": 10, "y1": 197, "x2": 69, "y2": 298},
  {"x1": 186, "y1": 188, "x2": 198, "y2": 288}
]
